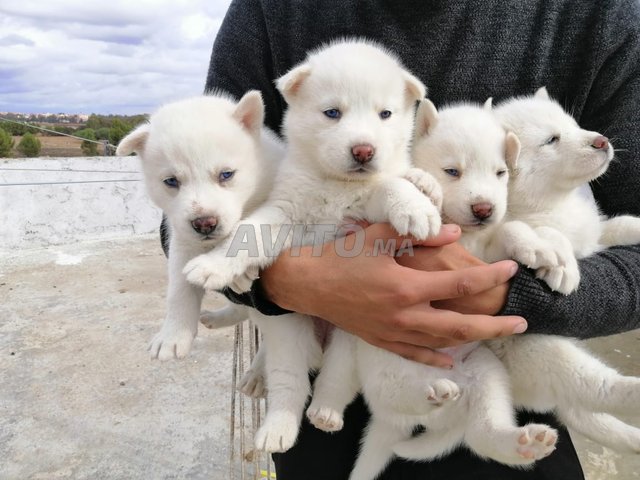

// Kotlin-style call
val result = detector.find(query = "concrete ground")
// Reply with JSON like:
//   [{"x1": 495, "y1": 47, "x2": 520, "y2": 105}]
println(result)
[{"x1": 1, "y1": 235, "x2": 639, "y2": 479}]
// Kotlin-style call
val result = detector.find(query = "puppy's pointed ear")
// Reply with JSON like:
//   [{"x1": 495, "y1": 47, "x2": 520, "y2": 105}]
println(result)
[
  {"x1": 233, "y1": 90, "x2": 264, "y2": 136},
  {"x1": 276, "y1": 64, "x2": 312, "y2": 103},
  {"x1": 414, "y1": 99, "x2": 439, "y2": 138},
  {"x1": 116, "y1": 123, "x2": 150, "y2": 156},
  {"x1": 403, "y1": 71, "x2": 427, "y2": 104},
  {"x1": 534, "y1": 86, "x2": 550, "y2": 100},
  {"x1": 484, "y1": 97, "x2": 493, "y2": 110},
  {"x1": 505, "y1": 131, "x2": 520, "y2": 171}
]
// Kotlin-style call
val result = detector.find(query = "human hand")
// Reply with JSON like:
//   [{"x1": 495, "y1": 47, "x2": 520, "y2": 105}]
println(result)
[
  {"x1": 259, "y1": 223, "x2": 526, "y2": 368},
  {"x1": 395, "y1": 240, "x2": 509, "y2": 315}
]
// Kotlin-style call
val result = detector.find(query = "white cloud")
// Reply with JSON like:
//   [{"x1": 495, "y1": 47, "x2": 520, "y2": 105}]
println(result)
[{"x1": 0, "y1": 0, "x2": 232, "y2": 114}]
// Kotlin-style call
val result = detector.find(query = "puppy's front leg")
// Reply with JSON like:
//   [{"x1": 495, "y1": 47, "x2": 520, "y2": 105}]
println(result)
[
  {"x1": 149, "y1": 240, "x2": 204, "y2": 360},
  {"x1": 183, "y1": 204, "x2": 290, "y2": 291},
  {"x1": 366, "y1": 177, "x2": 441, "y2": 240},
  {"x1": 491, "y1": 220, "x2": 560, "y2": 268},
  {"x1": 403, "y1": 167, "x2": 443, "y2": 211}
]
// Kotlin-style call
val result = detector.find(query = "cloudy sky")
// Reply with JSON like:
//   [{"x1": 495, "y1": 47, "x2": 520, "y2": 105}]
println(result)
[{"x1": 0, "y1": 0, "x2": 232, "y2": 115}]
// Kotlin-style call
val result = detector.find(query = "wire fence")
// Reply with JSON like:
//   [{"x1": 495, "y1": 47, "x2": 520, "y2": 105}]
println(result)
[
  {"x1": 0, "y1": 117, "x2": 118, "y2": 155},
  {"x1": 0, "y1": 117, "x2": 142, "y2": 186}
]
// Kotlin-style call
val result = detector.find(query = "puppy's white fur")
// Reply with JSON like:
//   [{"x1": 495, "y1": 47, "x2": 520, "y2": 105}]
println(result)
[
  {"x1": 308, "y1": 101, "x2": 560, "y2": 480},
  {"x1": 183, "y1": 39, "x2": 440, "y2": 453},
  {"x1": 116, "y1": 93, "x2": 283, "y2": 360},
  {"x1": 484, "y1": 87, "x2": 640, "y2": 454}
]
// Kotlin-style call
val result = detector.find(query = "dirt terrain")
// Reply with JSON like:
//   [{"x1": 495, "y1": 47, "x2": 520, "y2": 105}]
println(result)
[{"x1": 10, "y1": 135, "x2": 89, "y2": 157}]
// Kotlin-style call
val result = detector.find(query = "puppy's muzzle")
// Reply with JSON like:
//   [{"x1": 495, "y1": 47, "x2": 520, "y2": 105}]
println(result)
[{"x1": 191, "y1": 216, "x2": 218, "y2": 235}]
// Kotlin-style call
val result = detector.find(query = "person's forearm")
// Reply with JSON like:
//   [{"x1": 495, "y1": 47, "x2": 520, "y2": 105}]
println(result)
[{"x1": 502, "y1": 244, "x2": 640, "y2": 338}]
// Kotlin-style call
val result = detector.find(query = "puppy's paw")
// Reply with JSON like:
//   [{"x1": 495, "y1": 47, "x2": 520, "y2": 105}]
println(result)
[
  {"x1": 254, "y1": 410, "x2": 300, "y2": 452},
  {"x1": 558, "y1": 262, "x2": 581, "y2": 294},
  {"x1": 229, "y1": 266, "x2": 259, "y2": 294},
  {"x1": 533, "y1": 226, "x2": 579, "y2": 293},
  {"x1": 536, "y1": 263, "x2": 580, "y2": 295},
  {"x1": 148, "y1": 325, "x2": 195, "y2": 361},
  {"x1": 509, "y1": 241, "x2": 559, "y2": 270},
  {"x1": 516, "y1": 424, "x2": 557, "y2": 463},
  {"x1": 306, "y1": 404, "x2": 344, "y2": 432},
  {"x1": 403, "y1": 168, "x2": 443, "y2": 211},
  {"x1": 238, "y1": 367, "x2": 266, "y2": 398},
  {"x1": 390, "y1": 196, "x2": 441, "y2": 240},
  {"x1": 425, "y1": 378, "x2": 461, "y2": 405},
  {"x1": 183, "y1": 253, "x2": 237, "y2": 291}
]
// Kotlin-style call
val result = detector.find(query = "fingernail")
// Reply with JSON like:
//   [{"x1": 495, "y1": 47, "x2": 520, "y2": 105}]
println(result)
[
  {"x1": 443, "y1": 224, "x2": 460, "y2": 234},
  {"x1": 512, "y1": 322, "x2": 528, "y2": 334},
  {"x1": 510, "y1": 262, "x2": 519, "y2": 276}
]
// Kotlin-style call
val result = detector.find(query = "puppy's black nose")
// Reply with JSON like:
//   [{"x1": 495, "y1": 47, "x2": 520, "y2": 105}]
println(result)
[
  {"x1": 191, "y1": 216, "x2": 218, "y2": 235},
  {"x1": 471, "y1": 203, "x2": 493, "y2": 220},
  {"x1": 351, "y1": 144, "x2": 375, "y2": 164}
]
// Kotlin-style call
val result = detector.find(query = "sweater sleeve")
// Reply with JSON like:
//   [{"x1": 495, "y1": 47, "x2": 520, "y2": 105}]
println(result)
[{"x1": 502, "y1": 0, "x2": 640, "y2": 338}]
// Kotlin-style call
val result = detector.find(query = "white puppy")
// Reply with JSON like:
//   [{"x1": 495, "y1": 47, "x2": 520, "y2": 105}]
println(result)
[
  {"x1": 307, "y1": 101, "x2": 560, "y2": 480},
  {"x1": 183, "y1": 39, "x2": 440, "y2": 453},
  {"x1": 483, "y1": 87, "x2": 640, "y2": 453},
  {"x1": 116, "y1": 93, "x2": 284, "y2": 360}
]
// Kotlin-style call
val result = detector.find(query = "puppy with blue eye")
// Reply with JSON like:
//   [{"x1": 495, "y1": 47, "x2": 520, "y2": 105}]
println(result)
[
  {"x1": 182, "y1": 39, "x2": 442, "y2": 453},
  {"x1": 116, "y1": 92, "x2": 284, "y2": 360}
]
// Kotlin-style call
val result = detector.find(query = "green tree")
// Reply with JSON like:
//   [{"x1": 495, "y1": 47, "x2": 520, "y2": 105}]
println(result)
[
  {"x1": 1, "y1": 122, "x2": 27, "y2": 136},
  {"x1": 85, "y1": 114, "x2": 104, "y2": 131},
  {"x1": 109, "y1": 118, "x2": 132, "y2": 146},
  {"x1": 95, "y1": 127, "x2": 111, "y2": 140},
  {"x1": 76, "y1": 128, "x2": 98, "y2": 156},
  {"x1": 0, "y1": 128, "x2": 14, "y2": 157},
  {"x1": 17, "y1": 132, "x2": 41, "y2": 157},
  {"x1": 53, "y1": 125, "x2": 74, "y2": 135}
]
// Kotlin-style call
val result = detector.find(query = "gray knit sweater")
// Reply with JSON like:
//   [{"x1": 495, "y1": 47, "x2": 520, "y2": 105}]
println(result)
[{"x1": 205, "y1": 0, "x2": 640, "y2": 338}]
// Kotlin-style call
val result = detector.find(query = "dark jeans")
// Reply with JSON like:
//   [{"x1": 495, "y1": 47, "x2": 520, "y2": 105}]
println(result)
[{"x1": 273, "y1": 394, "x2": 584, "y2": 480}]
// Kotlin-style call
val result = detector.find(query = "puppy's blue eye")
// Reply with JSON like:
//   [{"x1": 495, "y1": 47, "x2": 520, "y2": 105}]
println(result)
[
  {"x1": 323, "y1": 108, "x2": 341, "y2": 119},
  {"x1": 545, "y1": 135, "x2": 560, "y2": 145},
  {"x1": 379, "y1": 110, "x2": 392, "y2": 119},
  {"x1": 163, "y1": 177, "x2": 180, "y2": 188},
  {"x1": 219, "y1": 170, "x2": 235, "y2": 182},
  {"x1": 444, "y1": 168, "x2": 460, "y2": 177}
]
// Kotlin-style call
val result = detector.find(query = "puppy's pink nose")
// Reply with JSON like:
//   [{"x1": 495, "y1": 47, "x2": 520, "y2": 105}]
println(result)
[
  {"x1": 191, "y1": 216, "x2": 218, "y2": 235},
  {"x1": 351, "y1": 144, "x2": 375, "y2": 164},
  {"x1": 592, "y1": 135, "x2": 609, "y2": 150},
  {"x1": 471, "y1": 203, "x2": 493, "y2": 220}
]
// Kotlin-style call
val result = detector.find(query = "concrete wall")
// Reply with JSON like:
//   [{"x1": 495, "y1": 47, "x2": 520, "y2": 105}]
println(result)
[{"x1": 0, "y1": 156, "x2": 161, "y2": 250}]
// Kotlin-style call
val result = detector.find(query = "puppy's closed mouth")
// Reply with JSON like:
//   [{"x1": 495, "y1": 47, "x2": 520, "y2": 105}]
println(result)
[
  {"x1": 464, "y1": 220, "x2": 492, "y2": 229},
  {"x1": 347, "y1": 167, "x2": 375, "y2": 174},
  {"x1": 201, "y1": 234, "x2": 220, "y2": 242}
]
